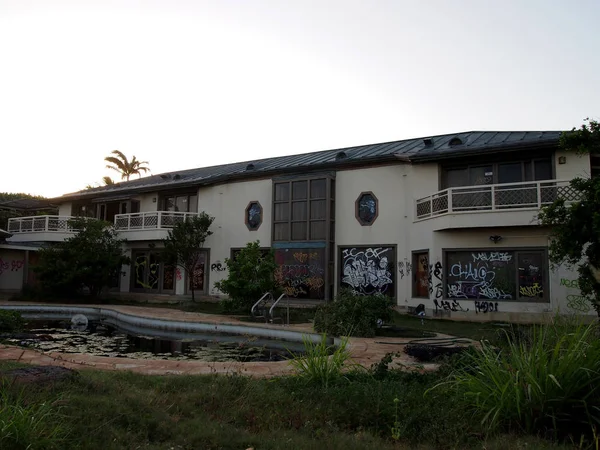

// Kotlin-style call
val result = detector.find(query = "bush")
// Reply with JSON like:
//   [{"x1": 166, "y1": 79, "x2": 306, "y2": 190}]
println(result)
[
  {"x1": 313, "y1": 289, "x2": 394, "y2": 337},
  {"x1": 434, "y1": 317, "x2": 600, "y2": 442},
  {"x1": 215, "y1": 241, "x2": 279, "y2": 312},
  {"x1": 0, "y1": 310, "x2": 24, "y2": 332}
]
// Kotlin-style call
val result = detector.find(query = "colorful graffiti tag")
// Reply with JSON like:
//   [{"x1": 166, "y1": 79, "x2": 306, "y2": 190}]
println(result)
[
  {"x1": 340, "y1": 246, "x2": 395, "y2": 296},
  {"x1": 274, "y1": 248, "x2": 325, "y2": 299}
]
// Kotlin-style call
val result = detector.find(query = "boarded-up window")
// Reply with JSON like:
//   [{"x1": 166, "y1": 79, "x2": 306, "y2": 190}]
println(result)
[
  {"x1": 413, "y1": 252, "x2": 429, "y2": 298},
  {"x1": 339, "y1": 246, "x2": 396, "y2": 297}
]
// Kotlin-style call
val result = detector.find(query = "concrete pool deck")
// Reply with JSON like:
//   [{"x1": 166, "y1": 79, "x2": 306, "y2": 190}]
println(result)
[{"x1": 0, "y1": 302, "x2": 467, "y2": 377}]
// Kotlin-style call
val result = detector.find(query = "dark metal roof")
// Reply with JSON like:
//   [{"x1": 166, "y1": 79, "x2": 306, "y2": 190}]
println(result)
[
  {"x1": 56, "y1": 130, "x2": 562, "y2": 202},
  {"x1": 0, "y1": 198, "x2": 57, "y2": 211}
]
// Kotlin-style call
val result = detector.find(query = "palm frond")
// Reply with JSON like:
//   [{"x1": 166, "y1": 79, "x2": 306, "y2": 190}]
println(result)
[{"x1": 102, "y1": 176, "x2": 115, "y2": 185}]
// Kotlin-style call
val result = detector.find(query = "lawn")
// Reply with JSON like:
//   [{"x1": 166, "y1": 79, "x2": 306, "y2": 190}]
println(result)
[{"x1": 0, "y1": 361, "x2": 576, "y2": 450}]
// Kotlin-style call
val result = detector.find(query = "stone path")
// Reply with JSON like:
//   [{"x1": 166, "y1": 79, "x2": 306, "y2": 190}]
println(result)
[{"x1": 0, "y1": 302, "x2": 454, "y2": 376}]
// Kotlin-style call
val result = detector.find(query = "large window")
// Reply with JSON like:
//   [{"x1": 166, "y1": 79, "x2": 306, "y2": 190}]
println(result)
[
  {"x1": 444, "y1": 248, "x2": 547, "y2": 302},
  {"x1": 273, "y1": 177, "x2": 332, "y2": 241},
  {"x1": 339, "y1": 245, "x2": 396, "y2": 297},
  {"x1": 162, "y1": 193, "x2": 198, "y2": 213},
  {"x1": 442, "y1": 158, "x2": 553, "y2": 189}
]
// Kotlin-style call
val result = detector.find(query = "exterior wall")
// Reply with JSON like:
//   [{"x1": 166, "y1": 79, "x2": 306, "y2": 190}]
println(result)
[
  {"x1": 334, "y1": 163, "x2": 438, "y2": 300},
  {"x1": 555, "y1": 150, "x2": 591, "y2": 179},
  {"x1": 197, "y1": 179, "x2": 273, "y2": 296},
  {"x1": 58, "y1": 202, "x2": 72, "y2": 216},
  {"x1": 135, "y1": 192, "x2": 159, "y2": 213},
  {"x1": 0, "y1": 249, "x2": 27, "y2": 292}
]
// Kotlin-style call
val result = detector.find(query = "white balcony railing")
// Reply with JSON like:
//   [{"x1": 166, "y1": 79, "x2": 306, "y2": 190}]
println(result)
[
  {"x1": 114, "y1": 211, "x2": 199, "y2": 231},
  {"x1": 7, "y1": 215, "x2": 81, "y2": 234},
  {"x1": 415, "y1": 179, "x2": 580, "y2": 221}
]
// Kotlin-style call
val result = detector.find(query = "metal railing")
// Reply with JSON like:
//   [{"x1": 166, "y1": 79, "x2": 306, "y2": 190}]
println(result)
[
  {"x1": 415, "y1": 179, "x2": 579, "y2": 220},
  {"x1": 114, "y1": 211, "x2": 200, "y2": 230},
  {"x1": 7, "y1": 215, "x2": 81, "y2": 233}
]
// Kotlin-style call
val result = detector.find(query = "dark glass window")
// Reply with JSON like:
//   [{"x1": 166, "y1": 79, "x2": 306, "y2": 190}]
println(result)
[
  {"x1": 498, "y1": 163, "x2": 523, "y2": 184},
  {"x1": 245, "y1": 201, "x2": 262, "y2": 230},
  {"x1": 444, "y1": 249, "x2": 547, "y2": 302},
  {"x1": 356, "y1": 192, "x2": 378, "y2": 225},
  {"x1": 534, "y1": 160, "x2": 552, "y2": 181}
]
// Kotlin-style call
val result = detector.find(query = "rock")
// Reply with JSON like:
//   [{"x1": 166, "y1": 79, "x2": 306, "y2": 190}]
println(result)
[{"x1": 0, "y1": 365, "x2": 79, "y2": 385}]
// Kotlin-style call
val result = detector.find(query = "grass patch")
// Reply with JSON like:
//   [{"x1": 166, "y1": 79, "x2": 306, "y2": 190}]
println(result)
[{"x1": 0, "y1": 360, "x2": 579, "y2": 450}]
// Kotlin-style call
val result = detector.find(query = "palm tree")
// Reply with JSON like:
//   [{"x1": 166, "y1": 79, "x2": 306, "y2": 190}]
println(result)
[
  {"x1": 102, "y1": 176, "x2": 115, "y2": 186},
  {"x1": 104, "y1": 150, "x2": 150, "y2": 181}
]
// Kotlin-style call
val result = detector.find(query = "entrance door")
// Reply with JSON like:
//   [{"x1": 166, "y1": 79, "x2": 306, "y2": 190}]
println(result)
[
  {"x1": 188, "y1": 251, "x2": 208, "y2": 295},
  {"x1": 132, "y1": 251, "x2": 175, "y2": 293}
]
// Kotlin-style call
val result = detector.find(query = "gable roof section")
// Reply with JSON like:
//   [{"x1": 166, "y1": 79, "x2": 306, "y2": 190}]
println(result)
[{"x1": 56, "y1": 130, "x2": 561, "y2": 202}]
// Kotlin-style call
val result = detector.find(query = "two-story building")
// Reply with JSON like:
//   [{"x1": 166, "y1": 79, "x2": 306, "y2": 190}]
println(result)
[{"x1": 2, "y1": 130, "x2": 597, "y2": 321}]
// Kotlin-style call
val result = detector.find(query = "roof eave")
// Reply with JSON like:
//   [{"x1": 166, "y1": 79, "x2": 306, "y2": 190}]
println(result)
[{"x1": 408, "y1": 141, "x2": 558, "y2": 163}]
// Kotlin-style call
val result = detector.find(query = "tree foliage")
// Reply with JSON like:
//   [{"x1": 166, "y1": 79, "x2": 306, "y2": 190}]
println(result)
[
  {"x1": 538, "y1": 118, "x2": 600, "y2": 315},
  {"x1": 214, "y1": 241, "x2": 279, "y2": 311},
  {"x1": 104, "y1": 150, "x2": 150, "y2": 181},
  {"x1": 161, "y1": 213, "x2": 214, "y2": 301},
  {"x1": 35, "y1": 218, "x2": 130, "y2": 298}
]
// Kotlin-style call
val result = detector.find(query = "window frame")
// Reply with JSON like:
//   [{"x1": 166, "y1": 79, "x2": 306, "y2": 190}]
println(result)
[
  {"x1": 355, "y1": 191, "x2": 379, "y2": 226},
  {"x1": 159, "y1": 190, "x2": 199, "y2": 213},
  {"x1": 442, "y1": 247, "x2": 549, "y2": 303},
  {"x1": 412, "y1": 250, "x2": 430, "y2": 299},
  {"x1": 441, "y1": 156, "x2": 555, "y2": 189},
  {"x1": 272, "y1": 175, "x2": 333, "y2": 242},
  {"x1": 244, "y1": 201, "x2": 263, "y2": 231}
]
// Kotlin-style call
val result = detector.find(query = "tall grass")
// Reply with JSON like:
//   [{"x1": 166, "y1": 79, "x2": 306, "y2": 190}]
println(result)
[
  {"x1": 433, "y1": 317, "x2": 600, "y2": 442},
  {"x1": 0, "y1": 383, "x2": 67, "y2": 449},
  {"x1": 287, "y1": 334, "x2": 359, "y2": 387}
]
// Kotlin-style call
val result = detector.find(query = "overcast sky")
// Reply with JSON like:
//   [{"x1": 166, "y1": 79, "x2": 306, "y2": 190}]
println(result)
[{"x1": 1, "y1": 0, "x2": 598, "y2": 197}]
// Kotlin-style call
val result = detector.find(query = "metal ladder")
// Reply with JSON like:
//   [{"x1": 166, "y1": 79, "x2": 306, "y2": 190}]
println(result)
[{"x1": 250, "y1": 292, "x2": 290, "y2": 326}]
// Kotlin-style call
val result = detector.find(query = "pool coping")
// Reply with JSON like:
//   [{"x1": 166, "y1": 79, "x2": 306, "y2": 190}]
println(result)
[{"x1": 0, "y1": 302, "x2": 455, "y2": 377}]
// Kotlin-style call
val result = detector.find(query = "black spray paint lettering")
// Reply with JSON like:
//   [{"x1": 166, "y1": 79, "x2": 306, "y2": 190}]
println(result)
[
  {"x1": 434, "y1": 299, "x2": 468, "y2": 312},
  {"x1": 210, "y1": 262, "x2": 226, "y2": 272},
  {"x1": 428, "y1": 261, "x2": 443, "y2": 299},
  {"x1": 398, "y1": 259, "x2": 412, "y2": 279},
  {"x1": 474, "y1": 301, "x2": 499, "y2": 314}
]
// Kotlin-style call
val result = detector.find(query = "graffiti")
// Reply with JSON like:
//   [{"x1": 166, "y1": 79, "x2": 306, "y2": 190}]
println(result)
[
  {"x1": 176, "y1": 268, "x2": 182, "y2": 280},
  {"x1": 567, "y1": 294, "x2": 592, "y2": 313},
  {"x1": 446, "y1": 251, "x2": 514, "y2": 300},
  {"x1": 211, "y1": 262, "x2": 226, "y2": 272},
  {"x1": 561, "y1": 277, "x2": 592, "y2": 313},
  {"x1": 434, "y1": 298, "x2": 468, "y2": 312},
  {"x1": 471, "y1": 252, "x2": 512, "y2": 262},
  {"x1": 519, "y1": 282, "x2": 543, "y2": 297},
  {"x1": 398, "y1": 259, "x2": 412, "y2": 279},
  {"x1": 293, "y1": 252, "x2": 319, "y2": 263},
  {"x1": 428, "y1": 261, "x2": 443, "y2": 299},
  {"x1": 341, "y1": 247, "x2": 395, "y2": 296},
  {"x1": 275, "y1": 248, "x2": 325, "y2": 299},
  {"x1": 0, "y1": 258, "x2": 25, "y2": 276},
  {"x1": 135, "y1": 255, "x2": 159, "y2": 290},
  {"x1": 560, "y1": 278, "x2": 579, "y2": 289},
  {"x1": 474, "y1": 300, "x2": 499, "y2": 314},
  {"x1": 190, "y1": 263, "x2": 205, "y2": 290}
]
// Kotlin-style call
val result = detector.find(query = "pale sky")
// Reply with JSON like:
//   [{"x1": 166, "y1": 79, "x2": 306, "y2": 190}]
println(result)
[{"x1": 1, "y1": 0, "x2": 598, "y2": 198}]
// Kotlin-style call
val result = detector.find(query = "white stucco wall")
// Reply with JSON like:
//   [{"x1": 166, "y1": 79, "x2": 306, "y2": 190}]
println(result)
[
  {"x1": 555, "y1": 150, "x2": 591, "y2": 179},
  {"x1": 0, "y1": 249, "x2": 26, "y2": 292},
  {"x1": 135, "y1": 192, "x2": 159, "y2": 212},
  {"x1": 198, "y1": 179, "x2": 273, "y2": 295},
  {"x1": 58, "y1": 202, "x2": 72, "y2": 216}
]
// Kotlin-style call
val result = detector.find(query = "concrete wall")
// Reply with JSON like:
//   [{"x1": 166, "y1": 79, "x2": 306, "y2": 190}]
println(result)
[
  {"x1": 0, "y1": 249, "x2": 26, "y2": 292},
  {"x1": 134, "y1": 192, "x2": 159, "y2": 213},
  {"x1": 58, "y1": 202, "x2": 72, "y2": 216},
  {"x1": 196, "y1": 179, "x2": 273, "y2": 295},
  {"x1": 555, "y1": 150, "x2": 591, "y2": 179}
]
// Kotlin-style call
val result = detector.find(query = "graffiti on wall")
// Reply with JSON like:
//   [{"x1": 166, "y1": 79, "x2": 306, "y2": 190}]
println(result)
[
  {"x1": 474, "y1": 300, "x2": 498, "y2": 314},
  {"x1": 274, "y1": 249, "x2": 325, "y2": 299},
  {"x1": 340, "y1": 247, "x2": 395, "y2": 296},
  {"x1": 211, "y1": 261, "x2": 226, "y2": 272},
  {"x1": 434, "y1": 298, "x2": 468, "y2": 313},
  {"x1": 446, "y1": 251, "x2": 514, "y2": 300},
  {"x1": 561, "y1": 277, "x2": 592, "y2": 313},
  {"x1": 398, "y1": 259, "x2": 412, "y2": 279},
  {"x1": 428, "y1": 261, "x2": 443, "y2": 299},
  {"x1": 0, "y1": 258, "x2": 25, "y2": 276}
]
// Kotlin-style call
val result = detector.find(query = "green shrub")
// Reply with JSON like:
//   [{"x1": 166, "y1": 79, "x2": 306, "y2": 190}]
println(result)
[
  {"x1": 433, "y1": 317, "x2": 600, "y2": 442},
  {"x1": 313, "y1": 289, "x2": 394, "y2": 337},
  {"x1": 215, "y1": 241, "x2": 279, "y2": 312},
  {"x1": 287, "y1": 335, "x2": 358, "y2": 388},
  {"x1": 0, "y1": 310, "x2": 24, "y2": 332}
]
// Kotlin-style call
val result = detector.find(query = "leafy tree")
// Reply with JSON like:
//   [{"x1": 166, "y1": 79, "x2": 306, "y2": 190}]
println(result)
[
  {"x1": 161, "y1": 213, "x2": 214, "y2": 301},
  {"x1": 104, "y1": 150, "x2": 150, "y2": 181},
  {"x1": 35, "y1": 218, "x2": 130, "y2": 298},
  {"x1": 214, "y1": 241, "x2": 279, "y2": 311},
  {"x1": 538, "y1": 118, "x2": 600, "y2": 315},
  {"x1": 0, "y1": 192, "x2": 54, "y2": 230}
]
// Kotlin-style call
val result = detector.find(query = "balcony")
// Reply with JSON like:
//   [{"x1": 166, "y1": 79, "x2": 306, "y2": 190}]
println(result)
[
  {"x1": 414, "y1": 179, "x2": 579, "y2": 229},
  {"x1": 114, "y1": 211, "x2": 199, "y2": 240},
  {"x1": 6, "y1": 215, "x2": 80, "y2": 242}
]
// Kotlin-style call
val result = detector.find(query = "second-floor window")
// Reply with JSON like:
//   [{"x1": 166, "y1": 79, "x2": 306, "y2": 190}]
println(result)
[
  {"x1": 273, "y1": 177, "x2": 333, "y2": 241},
  {"x1": 442, "y1": 157, "x2": 553, "y2": 189},
  {"x1": 162, "y1": 194, "x2": 198, "y2": 213}
]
